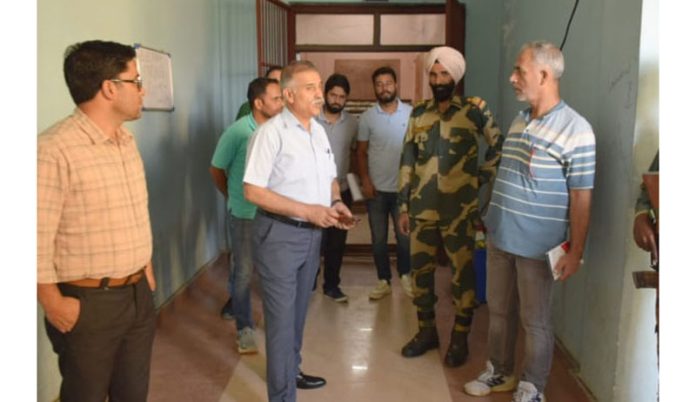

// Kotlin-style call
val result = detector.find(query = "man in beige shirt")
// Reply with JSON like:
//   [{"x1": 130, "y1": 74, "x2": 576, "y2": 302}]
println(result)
[{"x1": 37, "y1": 40, "x2": 156, "y2": 402}]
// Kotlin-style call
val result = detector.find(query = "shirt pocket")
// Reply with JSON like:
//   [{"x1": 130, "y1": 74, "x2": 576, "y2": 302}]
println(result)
[
  {"x1": 323, "y1": 146, "x2": 337, "y2": 180},
  {"x1": 444, "y1": 128, "x2": 478, "y2": 174},
  {"x1": 529, "y1": 143, "x2": 562, "y2": 179},
  {"x1": 414, "y1": 130, "x2": 436, "y2": 161}
]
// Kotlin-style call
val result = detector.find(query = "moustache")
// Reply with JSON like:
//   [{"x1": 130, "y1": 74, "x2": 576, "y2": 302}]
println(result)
[{"x1": 326, "y1": 102, "x2": 344, "y2": 113}]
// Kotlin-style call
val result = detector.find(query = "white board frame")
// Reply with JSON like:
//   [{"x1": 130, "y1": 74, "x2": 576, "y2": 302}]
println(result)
[{"x1": 134, "y1": 44, "x2": 175, "y2": 111}]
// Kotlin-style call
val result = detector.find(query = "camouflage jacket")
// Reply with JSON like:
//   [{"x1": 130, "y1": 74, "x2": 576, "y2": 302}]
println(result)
[{"x1": 397, "y1": 95, "x2": 503, "y2": 221}]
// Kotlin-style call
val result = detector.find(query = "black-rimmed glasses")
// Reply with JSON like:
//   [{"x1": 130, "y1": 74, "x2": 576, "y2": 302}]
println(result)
[{"x1": 110, "y1": 77, "x2": 143, "y2": 90}]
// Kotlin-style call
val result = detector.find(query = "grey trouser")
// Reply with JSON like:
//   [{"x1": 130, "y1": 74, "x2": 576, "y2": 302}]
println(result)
[
  {"x1": 253, "y1": 213, "x2": 323, "y2": 402},
  {"x1": 486, "y1": 240, "x2": 554, "y2": 392}
]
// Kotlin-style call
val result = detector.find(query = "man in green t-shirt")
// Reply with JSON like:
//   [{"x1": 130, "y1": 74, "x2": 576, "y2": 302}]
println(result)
[
  {"x1": 209, "y1": 77, "x2": 283, "y2": 353},
  {"x1": 235, "y1": 65, "x2": 283, "y2": 120}
]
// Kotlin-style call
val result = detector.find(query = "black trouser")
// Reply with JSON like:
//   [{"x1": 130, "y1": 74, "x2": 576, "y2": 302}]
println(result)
[
  {"x1": 321, "y1": 189, "x2": 353, "y2": 292},
  {"x1": 45, "y1": 275, "x2": 156, "y2": 402}
]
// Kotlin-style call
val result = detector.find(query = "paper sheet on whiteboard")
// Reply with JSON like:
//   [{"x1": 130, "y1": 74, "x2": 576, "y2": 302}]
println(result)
[{"x1": 135, "y1": 45, "x2": 174, "y2": 111}]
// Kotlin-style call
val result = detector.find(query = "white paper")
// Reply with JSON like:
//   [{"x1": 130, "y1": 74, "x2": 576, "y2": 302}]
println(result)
[
  {"x1": 545, "y1": 241, "x2": 569, "y2": 281},
  {"x1": 346, "y1": 173, "x2": 364, "y2": 202}
]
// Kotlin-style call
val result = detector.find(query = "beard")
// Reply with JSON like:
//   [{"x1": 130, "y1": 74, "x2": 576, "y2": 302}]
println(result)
[
  {"x1": 513, "y1": 89, "x2": 528, "y2": 102},
  {"x1": 325, "y1": 101, "x2": 344, "y2": 114},
  {"x1": 260, "y1": 109, "x2": 275, "y2": 120},
  {"x1": 376, "y1": 90, "x2": 396, "y2": 104},
  {"x1": 430, "y1": 81, "x2": 456, "y2": 102}
]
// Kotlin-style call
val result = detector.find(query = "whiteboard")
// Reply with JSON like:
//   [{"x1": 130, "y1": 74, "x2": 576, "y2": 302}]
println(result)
[{"x1": 135, "y1": 44, "x2": 175, "y2": 111}]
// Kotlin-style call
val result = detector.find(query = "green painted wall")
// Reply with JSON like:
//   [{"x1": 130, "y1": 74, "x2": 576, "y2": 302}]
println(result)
[
  {"x1": 462, "y1": 0, "x2": 504, "y2": 119},
  {"x1": 37, "y1": 1, "x2": 658, "y2": 400},
  {"x1": 492, "y1": 0, "x2": 657, "y2": 400}
]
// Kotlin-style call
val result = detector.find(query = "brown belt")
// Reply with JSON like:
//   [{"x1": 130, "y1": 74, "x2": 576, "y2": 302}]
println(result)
[{"x1": 64, "y1": 268, "x2": 145, "y2": 289}]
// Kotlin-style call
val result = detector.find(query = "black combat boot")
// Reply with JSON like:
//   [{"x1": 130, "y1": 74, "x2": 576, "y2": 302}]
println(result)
[
  {"x1": 401, "y1": 326, "x2": 439, "y2": 357},
  {"x1": 444, "y1": 330, "x2": 469, "y2": 367}
]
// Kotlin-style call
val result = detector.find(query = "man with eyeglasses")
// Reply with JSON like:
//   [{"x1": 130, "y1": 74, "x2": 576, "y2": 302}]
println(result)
[
  {"x1": 244, "y1": 60, "x2": 357, "y2": 402},
  {"x1": 38, "y1": 40, "x2": 156, "y2": 402}
]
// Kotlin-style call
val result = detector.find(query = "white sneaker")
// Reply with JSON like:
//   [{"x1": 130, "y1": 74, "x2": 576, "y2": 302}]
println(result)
[
  {"x1": 368, "y1": 280, "x2": 391, "y2": 300},
  {"x1": 512, "y1": 381, "x2": 546, "y2": 402},
  {"x1": 400, "y1": 274, "x2": 414, "y2": 298},
  {"x1": 463, "y1": 360, "x2": 517, "y2": 396},
  {"x1": 237, "y1": 327, "x2": 258, "y2": 354}
]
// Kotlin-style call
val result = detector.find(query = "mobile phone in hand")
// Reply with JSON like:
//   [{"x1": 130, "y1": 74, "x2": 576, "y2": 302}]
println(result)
[{"x1": 338, "y1": 215, "x2": 360, "y2": 225}]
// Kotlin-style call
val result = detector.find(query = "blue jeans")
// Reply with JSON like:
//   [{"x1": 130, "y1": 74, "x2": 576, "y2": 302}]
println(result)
[
  {"x1": 366, "y1": 191, "x2": 410, "y2": 282},
  {"x1": 227, "y1": 215, "x2": 254, "y2": 330}
]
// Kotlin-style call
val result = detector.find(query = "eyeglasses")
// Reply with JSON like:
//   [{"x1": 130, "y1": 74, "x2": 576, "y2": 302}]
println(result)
[{"x1": 110, "y1": 77, "x2": 143, "y2": 90}]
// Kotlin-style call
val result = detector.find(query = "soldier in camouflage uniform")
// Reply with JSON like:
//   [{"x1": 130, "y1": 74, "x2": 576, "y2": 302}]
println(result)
[{"x1": 398, "y1": 46, "x2": 503, "y2": 367}]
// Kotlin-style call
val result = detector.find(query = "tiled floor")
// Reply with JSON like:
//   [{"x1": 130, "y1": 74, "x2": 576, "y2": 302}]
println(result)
[{"x1": 149, "y1": 251, "x2": 593, "y2": 402}]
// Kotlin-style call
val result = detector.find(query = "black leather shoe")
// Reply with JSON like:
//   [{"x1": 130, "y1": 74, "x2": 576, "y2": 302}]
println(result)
[
  {"x1": 444, "y1": 332, "x2": 469, "y2": 367},
  {"x1": 296, "y1": 372, "x2": 326, "y2": 389},
  {"x1": 401, "y1": 327, "x2": 439, "y2": 357}
]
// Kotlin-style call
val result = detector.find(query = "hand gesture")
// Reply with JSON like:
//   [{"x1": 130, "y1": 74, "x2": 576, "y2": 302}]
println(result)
[
  {"x1": 306, "y1": 205, "x2": 340, "y2": 228},
  {"x1": 333, "y1": 201, "x2": 358, "y2": 230}
]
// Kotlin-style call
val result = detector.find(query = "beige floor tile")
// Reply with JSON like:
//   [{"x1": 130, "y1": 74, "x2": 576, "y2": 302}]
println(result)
[{"x1": 150, "y1": 253, "x2": 592, "y2": 402}]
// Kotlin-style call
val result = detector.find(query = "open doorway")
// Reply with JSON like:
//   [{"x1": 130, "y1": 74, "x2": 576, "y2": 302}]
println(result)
[{"x1": 257, "y1": 0, "x2": 467, "y2": 250}]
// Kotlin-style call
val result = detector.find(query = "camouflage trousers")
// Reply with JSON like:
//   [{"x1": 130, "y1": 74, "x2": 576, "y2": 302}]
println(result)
[{"x1": 409, "y1": 216, "x2": 476, "y2": 333}]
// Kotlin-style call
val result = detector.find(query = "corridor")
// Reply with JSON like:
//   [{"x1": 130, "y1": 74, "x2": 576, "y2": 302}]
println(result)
[{"x1": 148, "y1": 252, "x2": 592, "y2": 402}]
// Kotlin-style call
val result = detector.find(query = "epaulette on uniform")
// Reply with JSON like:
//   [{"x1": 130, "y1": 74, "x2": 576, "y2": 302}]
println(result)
[{"x1": 467, "y1": 96, "x2": 486, "y2": 110}]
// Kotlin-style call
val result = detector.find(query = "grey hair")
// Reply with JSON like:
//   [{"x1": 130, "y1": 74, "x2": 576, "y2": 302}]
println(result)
[
  {"x1": 280, "y1": 60, "x2": 319, "y2": 90},
  {"x1": 521, "y1": 41, "x2": 565, "y2": 79}
]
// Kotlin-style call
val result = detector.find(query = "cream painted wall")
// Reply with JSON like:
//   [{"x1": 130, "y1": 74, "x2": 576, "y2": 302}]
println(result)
[
  {"x1": 37, "y1": 0, "x2": 257, "y2": 400},
  {"x1": 614, "y1": 0, "x2": 659, "y2": 400}
]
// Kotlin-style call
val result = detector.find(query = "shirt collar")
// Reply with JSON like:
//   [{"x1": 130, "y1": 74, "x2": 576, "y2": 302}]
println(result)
[
  {"x1": 73, "y1": 107, "x2": 133, "y2": 144},
  {"x1": 376, "y1": 98, "x2": 406, "y2": 115},
  {"x1": 280, "y1": 107, "x2": 320, "y2": 134},
  {"x1": 318, "y1": 108, "x2": 346, "y2": 125},
  {"x1": 521, "y1": 100, "x2": 566, "y2": 123},
  {"x1": 246, "y1": 113, "x2": 258, "y2": 131}
]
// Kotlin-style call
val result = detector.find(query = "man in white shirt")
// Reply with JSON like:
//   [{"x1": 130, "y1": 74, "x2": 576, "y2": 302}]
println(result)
[{"x1": 243, "y1": 60, "x2": 356, "y2": 402}]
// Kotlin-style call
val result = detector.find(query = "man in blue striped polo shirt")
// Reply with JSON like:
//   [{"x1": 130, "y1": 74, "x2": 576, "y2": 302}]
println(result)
[{"x1": 464, "y1": 41, "x2": 595, "y2": 402}]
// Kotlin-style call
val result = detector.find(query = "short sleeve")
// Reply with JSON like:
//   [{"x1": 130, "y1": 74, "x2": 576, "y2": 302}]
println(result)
[
  {"x1": 211, "y1": 127, "x2": 238, "y2": 171},
  {"x1": 357, "y1": 111, "x2": 371, "y2": 142},
  {"x1": 243, "y1": 123, "x2": 279, "y2": 188},
  {"x1": 565, "y1": 127, "x2": 596, "y2": 189}
]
